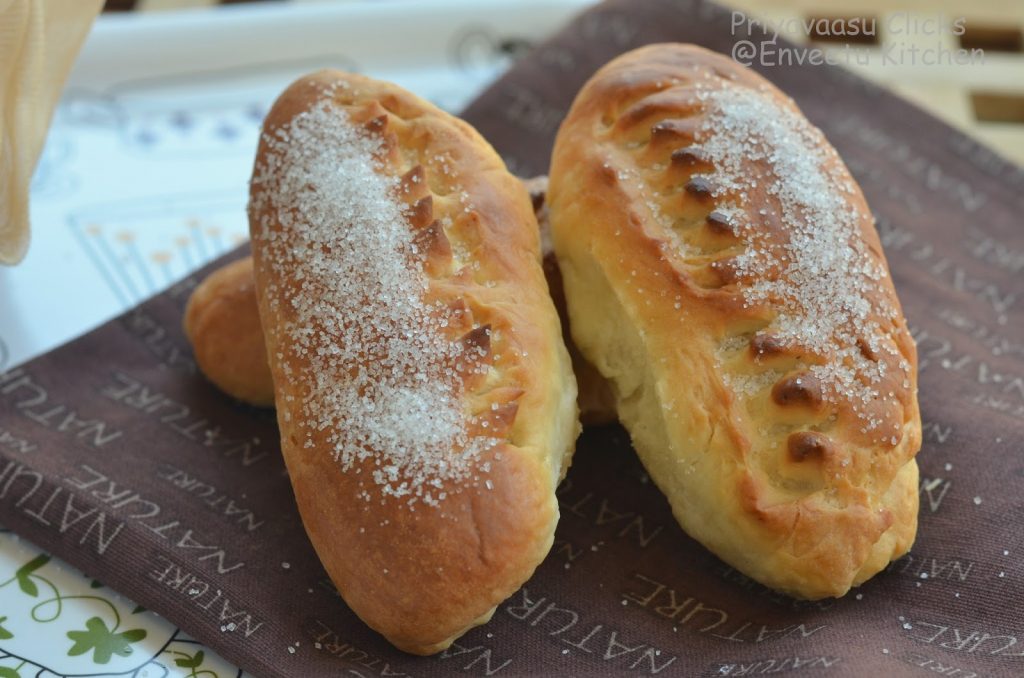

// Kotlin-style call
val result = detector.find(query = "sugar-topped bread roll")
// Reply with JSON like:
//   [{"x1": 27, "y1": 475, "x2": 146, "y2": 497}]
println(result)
[
  {"x1": 250, "y1": 71, "x2": 578, "y2": 653},
  {"x1": 185, "y1": 180, "x2": 616, "y2": 423},
  {"x1": 549, "y1": 44, "x2": 921, "y2": 599}
]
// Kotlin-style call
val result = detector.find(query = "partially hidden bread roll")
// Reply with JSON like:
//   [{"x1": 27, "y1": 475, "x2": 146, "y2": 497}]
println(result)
[
  {"x1": 183, "y1": 257, "x2": 274, "y2": 407},
  {"x1": 185, "y1": 179, "x2": 616, "y2": 423},
  {"x1": 249, "y1": 71, "x2": 578, "y2": 653},
  {"x1": 549, "y1": 44, "x2": 921, "y2": 599}
]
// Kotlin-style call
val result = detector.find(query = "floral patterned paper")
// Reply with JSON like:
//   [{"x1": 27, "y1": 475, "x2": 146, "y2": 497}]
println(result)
[{"x1": 0, "y1": 530, "x2": 245, "y2": 678}]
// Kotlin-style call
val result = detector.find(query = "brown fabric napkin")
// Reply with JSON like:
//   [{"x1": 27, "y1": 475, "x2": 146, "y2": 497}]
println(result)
[{"x1": 2, "y1": 0, "x2": 1023, "y2": 675}]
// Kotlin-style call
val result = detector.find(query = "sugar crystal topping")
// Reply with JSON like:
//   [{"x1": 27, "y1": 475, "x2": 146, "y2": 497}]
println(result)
[
  {"x1": 251, "y1": 98, "x2": 496, "y2": 506},
  {"x1": 691, "y1": 83, "x2": 905, "y2": 424}
]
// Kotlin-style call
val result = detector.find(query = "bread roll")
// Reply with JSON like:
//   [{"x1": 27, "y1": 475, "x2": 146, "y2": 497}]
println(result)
[
  {"x1": 249, "y1": 71, "x2": 578, "y2": 654},
  {"x1": 186, "y1": 179, "x2": 616, "y2": 423},
  {"x1": 183, "y1": 256, "x2": 274, "y2": 407},
  {"x1": 549, "y1": 44, "x2": 921, "y2": 599}
]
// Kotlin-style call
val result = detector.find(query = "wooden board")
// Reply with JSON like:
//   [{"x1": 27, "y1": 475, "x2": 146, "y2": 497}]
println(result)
[{"x1": 718, "y1": 0, "x2": 1024, "y2": 165}]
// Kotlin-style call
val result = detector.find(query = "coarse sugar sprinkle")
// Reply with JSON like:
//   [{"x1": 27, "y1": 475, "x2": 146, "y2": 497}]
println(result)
[
  {"x1": 251, "y1": 97, "x2": 497, "y2": 507},
  {"x1": 690, "y1": 82, "x2": 909, "y2": 431}
]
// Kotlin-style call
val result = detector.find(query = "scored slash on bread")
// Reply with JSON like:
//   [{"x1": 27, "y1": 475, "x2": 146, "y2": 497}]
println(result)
[
  {"x1": 549, "y1": 44, "x2": 921, "y2": 599},
  {"x1": 246, "y1": 70, "x2": 578, "y2": 654}
]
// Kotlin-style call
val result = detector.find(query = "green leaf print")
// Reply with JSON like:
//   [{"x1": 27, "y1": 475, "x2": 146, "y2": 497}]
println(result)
[
  {"x1": 66, "y1": 616, "x2": 148, "y2": 664},
  {"x1": 0, "y1": 615, "x2": 12, "y2": 640},
  {"x1": 0, "y1": 667, "x2": 21, "y2": 678},
  {"x1": 175, "y1": 650, "x2": 205, "y2": 669},
  {"x1": 14, "y1": 553, "x2": 49, "y2": 597}
]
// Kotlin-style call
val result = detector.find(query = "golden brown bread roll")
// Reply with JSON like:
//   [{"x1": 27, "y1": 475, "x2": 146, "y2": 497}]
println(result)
[
  {"x1": 183, "y1": 257, "x2": 274, "y2": 407},
  {"x1": 184, "y1": 179, "x2": 616, "y2": 423},
  {"x1": 549, "y1": 44, "x2": 921, "y2": 599},
  {"x1": 249, "y1": 71, "x2": 578, "y2": 653}
]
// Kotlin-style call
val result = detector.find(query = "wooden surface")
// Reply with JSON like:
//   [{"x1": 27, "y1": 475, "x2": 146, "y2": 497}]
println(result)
[{"x1": 728, "y1": 0, "x2": 1024, "y2": 166}]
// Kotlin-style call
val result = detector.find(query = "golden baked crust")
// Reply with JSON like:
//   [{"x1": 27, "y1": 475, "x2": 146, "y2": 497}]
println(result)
[
  {"x1": 249, "y1": 71, "x2": 578, "y2": 654},
  {"x1": 187, "y1": 179, "x2": 617, "y2": 422},
  {"x1": 549, "y1": 44, "x2": 921, "y2": 599},
  {"x1": 183, "y1": 257, "x2": 274, "y2": 407}
]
